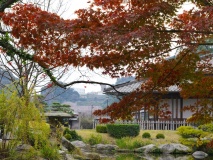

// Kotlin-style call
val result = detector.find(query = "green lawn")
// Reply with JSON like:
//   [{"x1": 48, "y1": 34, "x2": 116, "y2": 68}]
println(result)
[{"x1": 76, "y1": 129, "x2": 180, "y2": 146}]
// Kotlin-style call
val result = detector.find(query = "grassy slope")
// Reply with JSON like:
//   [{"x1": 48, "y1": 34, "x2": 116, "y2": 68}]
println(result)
[{"x1": 76, "y1": 129, "x2": 180, "y2": 146}]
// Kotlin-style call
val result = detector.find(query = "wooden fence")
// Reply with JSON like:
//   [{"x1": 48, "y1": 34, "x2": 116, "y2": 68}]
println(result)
[{"x1": 93, "y1": 120, "x2": 192, "y2": 130}]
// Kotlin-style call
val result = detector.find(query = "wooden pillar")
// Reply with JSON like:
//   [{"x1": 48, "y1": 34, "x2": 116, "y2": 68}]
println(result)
[
  {"x1": 137, "y1": 111, "x2": 140, "y2": 121},
  {"x1": 176, "y1": 98, "x2": 179, "y2": 119},
  {"x1": 171, "y1": 95, "x2": 174, "y2": 121},
  {"x1": 144, "y1": 107, "x2": 149, "y2": 120},
  {"x1": 156, "y1": 104, "x2": 159, "y2": 121},
  {"x1": 180, "y1": 98, "x2": 183, "y2": 120}
]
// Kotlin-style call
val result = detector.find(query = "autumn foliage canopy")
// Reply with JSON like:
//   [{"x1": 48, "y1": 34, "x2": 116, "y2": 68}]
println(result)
[{"x1": 0, "y1": 0, "x2": 213, "y2": 123}]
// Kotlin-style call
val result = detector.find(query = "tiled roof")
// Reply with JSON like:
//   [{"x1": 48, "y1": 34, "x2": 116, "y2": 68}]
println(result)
[
  {"x1": 104, "y1": 80, "x2": 180, "y2": 96},
  {"x1": 104, "y1": 80, "x2": 142, "y2": 95}
]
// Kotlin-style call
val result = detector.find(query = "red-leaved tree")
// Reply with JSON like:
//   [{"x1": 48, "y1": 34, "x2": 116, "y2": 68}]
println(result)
[{"x1": 0, "y1": 0, "x2": 213, "y2": 123}]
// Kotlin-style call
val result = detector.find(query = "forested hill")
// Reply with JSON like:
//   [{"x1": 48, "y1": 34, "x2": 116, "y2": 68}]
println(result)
[
  {"x1": 41, "y1": 77, "x2": 134, "y2": 107},
  {"x1": 41, "y1": 84, "x2": 80, "y2": 105}
]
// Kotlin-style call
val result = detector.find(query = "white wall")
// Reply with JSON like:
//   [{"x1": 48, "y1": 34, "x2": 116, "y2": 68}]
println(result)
[
  {"x1": 160, "y1": 98, "x2": 197, "y2": 119},
  {"x1": 182, "y1": 99, "x2": 197, "y2": 118}
]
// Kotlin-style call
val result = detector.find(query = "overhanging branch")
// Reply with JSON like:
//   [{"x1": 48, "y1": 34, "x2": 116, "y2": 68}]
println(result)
[
  {"x1": 0, "y1": 38, "x2": 123, "y2": 95},
  {"x1": 43, "y1": 67, "x2": 124, "y2": 95}
]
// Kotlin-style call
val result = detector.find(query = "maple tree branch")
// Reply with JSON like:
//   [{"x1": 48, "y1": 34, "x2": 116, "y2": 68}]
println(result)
[
  {"x1": 148, "y1": 45, "x2": 184, "y2": 59},
  {"x1": 109, "y1": 50, "x2": 191, "y2": 114},
  {"x1": 155, "y1": 51, "x2": 190, "y2": 89},
  {"x1": 0, "y1": 38, "x2": 33, "y2": 60},
  {"x1": 42, "y1": 68, "x2": 126, "y2": 96},
  {"x1": 121, "y1": 50, "x2": 190, "y2": 98},
  {"x1": 0, "y1": 37, "x2": 123, "y2": 95},
  {"x1": 43, "y1": 67, "x2": 124, "y2": 95}
]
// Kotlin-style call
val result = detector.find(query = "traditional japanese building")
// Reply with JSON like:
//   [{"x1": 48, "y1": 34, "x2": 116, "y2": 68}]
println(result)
[{"x1": 103, "y1": 80, "x2": 191, "y2": 121}]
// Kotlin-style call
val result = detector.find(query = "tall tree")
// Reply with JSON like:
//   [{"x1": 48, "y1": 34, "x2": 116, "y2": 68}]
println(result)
[{"x1": 0, "y1": 0, "x2": 213, "y2": 122}]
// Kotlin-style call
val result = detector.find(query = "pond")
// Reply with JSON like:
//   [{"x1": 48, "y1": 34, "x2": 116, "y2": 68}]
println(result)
[{"x1": 99, "y1": 153, "x2": 213, "y2": 160}]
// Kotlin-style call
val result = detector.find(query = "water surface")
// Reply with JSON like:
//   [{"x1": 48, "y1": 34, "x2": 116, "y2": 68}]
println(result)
[{"x1": 100, "y1": 153, "x2": 213, "y2": 160}]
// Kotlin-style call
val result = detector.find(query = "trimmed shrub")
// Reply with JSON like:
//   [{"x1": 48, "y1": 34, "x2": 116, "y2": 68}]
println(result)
[
  {"x1": 63, "y1": 128, "x2": 82, "y2": 141},
  {"x1": 156, "y1": 133, "x2": 165, "y2": 139},
  {"x1": 106, "y1": 124, "x2": 140, "y2": 138},
  {"x1": 177, "y1": 126, "x2": 205, "y2": 138},
  {"x1": 142, "y1": 132, "x2": 151, "y2": 138},
  {"x1": 96, "y1": 125, "x2": 107, "y2": 133},
  {"x1": 198, "y1": 123, "x2": 213, "y2": 133}
]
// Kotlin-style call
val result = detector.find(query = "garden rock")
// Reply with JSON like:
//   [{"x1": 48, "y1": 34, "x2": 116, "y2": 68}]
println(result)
[
  {"x1": 172, "y1": 143, "x2": 191, "y2": 153},
  {"x1": 159, "y1": 144, "x2": 175, "y2": 154},
  {"x1": 71, "y1": 141, "x2": 90, "y2": 149},
  {"x1": 94, "y1": 144, "x2": 119, "y2": 151},
  {"x1": 61, "y1": 136, "x2": 75, "y2": 151},
  {"x1": 192, "y1": 151, "x2": 208, "y2": 159},
  {"x1": 135, "y1": 144, "x2": 159, "y2": 153},
  {"x1": 159, "y1": 143, "x2": 191, "y2": 154}
]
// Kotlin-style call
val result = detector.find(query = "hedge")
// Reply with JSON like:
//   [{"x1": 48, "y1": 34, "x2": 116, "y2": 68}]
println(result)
[
  {"x1": 96, "y1": 125, "x2": 107, "y2": 133},
  {"x1": 106, "y1": 124, "x2": 140, "y2": 138}
]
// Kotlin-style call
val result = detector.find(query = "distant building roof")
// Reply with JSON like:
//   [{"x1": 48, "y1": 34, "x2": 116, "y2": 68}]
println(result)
[
  {"x1": 45, "y1": 111, "x2": 73, "y2": 118},
  {"x1": 104, "y1": 80, "x2": 142, "y2": 95}
]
